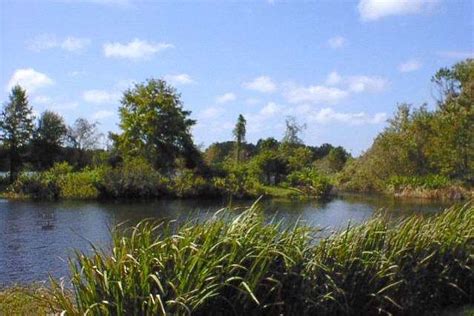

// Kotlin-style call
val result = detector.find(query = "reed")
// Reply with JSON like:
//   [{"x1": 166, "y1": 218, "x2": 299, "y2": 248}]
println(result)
[{"x1": 49, "y1": 201, "x2": 473, "y2": 315}]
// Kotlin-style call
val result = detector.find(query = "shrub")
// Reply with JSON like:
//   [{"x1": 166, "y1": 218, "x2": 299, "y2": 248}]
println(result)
[
  {"x1": 57, "y1": 168, "x2": 103, "y2": 199},
  {"x1": 286, "y1": 168, "x2": 332, "y2": 198},
  {"x1": 387, "y1": 174, "x2": 451, "y2": 191},
  {"x1": 96, "y1": 158, "x2": 168, "y2": 199},
  {"x1": 170, "y1": 169, "x2": 218, "y2": 198},
  {"x1": 12, "y1": 172, "x2": 60, "y2": 200},
  {"x1": 49, "y1": 202, "x2": 473, "y2": 315}
]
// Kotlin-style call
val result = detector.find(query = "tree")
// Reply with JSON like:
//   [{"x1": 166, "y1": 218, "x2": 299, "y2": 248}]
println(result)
[
  {"x1": 33, "y1": 111, "x2": 67, "y2": 169},
  {"x1": 67, "y1": 118, "x2": 102, "y2": 150},
  {"x1": 282, "y1": 116, "x2": 306, "y2": 146},
  {"x1": 0, "y1": 86, "x2": 35, "y2": 182},
  {"x1": 65, "y1": 118, "x2": 102, "y2": 168},
  {"x1": 117, "y1": 79, "x2": 198, "y2": 171},
  {"x1": 256, "y1": 137, "x2": 279, "y2": 151},
  {"x1": 233, "y1": 114, "x2": 246, "y2": 164}
]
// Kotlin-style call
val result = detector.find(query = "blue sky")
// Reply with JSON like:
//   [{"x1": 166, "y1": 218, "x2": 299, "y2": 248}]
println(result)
[{"x1": 1, "y1": 0, "x2": 472, "y2": 154}]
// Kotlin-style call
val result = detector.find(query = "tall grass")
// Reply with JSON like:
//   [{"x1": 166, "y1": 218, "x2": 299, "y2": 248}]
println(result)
[{"x1": 49, "y1": 202, "x2": 473, "y2": 315}]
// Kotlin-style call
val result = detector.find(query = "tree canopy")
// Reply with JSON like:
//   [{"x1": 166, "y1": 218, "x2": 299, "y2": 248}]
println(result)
[
  {"x1": 117, "y1": 79, "x2": 199, "y2": 171},
  {"x1": 0, "y1": 85, "x2": 34, "y2": 181}
]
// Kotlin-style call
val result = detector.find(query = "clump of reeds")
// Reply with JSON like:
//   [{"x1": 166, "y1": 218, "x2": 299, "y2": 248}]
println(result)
[{"x1": 49, "y1": 202, "x2": 473, "y2": 315}]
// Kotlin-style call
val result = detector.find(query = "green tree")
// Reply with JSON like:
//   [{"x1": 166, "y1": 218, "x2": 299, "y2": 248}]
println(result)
[
  {"x1": 233, "y1": 114, "x2": 246, "y2": 164},
  {"x1": 117, "y1": 79, "x2": 198, "y2": 171},
  {"x1": 0, "y1": 85, "x2": 35, "y2": 182},
  {"x1": 33, "y1": 111, "x2": 67, "y2": 169}
]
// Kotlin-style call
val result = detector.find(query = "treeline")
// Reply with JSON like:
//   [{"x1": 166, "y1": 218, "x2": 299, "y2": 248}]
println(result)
[
  {"x1": 338, "y1": 59, "x2": 473, "y2": 198},
  {"x1": 0, "y1": 80, "x2": 349, "y2": 200},
  {"x1": 1, "y1": 59, "x2": 472, "y2": 200}
]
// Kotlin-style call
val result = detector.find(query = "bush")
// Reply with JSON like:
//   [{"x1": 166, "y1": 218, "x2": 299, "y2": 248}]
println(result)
[
  {"x1": 57, "y1": 168, "x2": 103, "y2": 199},
  {"x1": 11, "y1": 172, "x2": 60, "y2": 200},
  {"x1": 49, "y1": 202, "x2": 473, "y2": 315},
  {"x1": 96, "y1": 158, "x2": 168, "y2": 199},
  {"x1": 10, "y1": 162, "x2": 103, "y2": 200},
  {"x1": 286, "y1": 168, "x2": 332, "y2": 198},
  {"x1": 170, "y1": 169, "x2": 218, "y2": 198},
  {"x1": 387, "y1": 174, "x2": 451, "y2": 190}
]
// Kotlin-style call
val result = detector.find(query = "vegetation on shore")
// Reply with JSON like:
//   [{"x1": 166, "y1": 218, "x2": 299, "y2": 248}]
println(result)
[
  {"x1": 1, "y1": 201, "x2": 469, "y2": 315},
  {"x1": 1, "y1": 59, "x2": 472, "y2": 201},
  {"x1": 337, "y1": 59, "x2": 473, "y2": 199}
]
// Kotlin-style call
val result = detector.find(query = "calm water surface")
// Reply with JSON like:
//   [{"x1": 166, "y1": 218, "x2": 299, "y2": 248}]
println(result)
[{"x1": 0, "y1": 195, "x2": 451, "y2": 286}]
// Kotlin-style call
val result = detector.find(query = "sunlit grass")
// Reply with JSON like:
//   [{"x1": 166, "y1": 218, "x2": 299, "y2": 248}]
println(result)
[{"x1": 47, "y1": 201, "x2": 473, "y2": 315}]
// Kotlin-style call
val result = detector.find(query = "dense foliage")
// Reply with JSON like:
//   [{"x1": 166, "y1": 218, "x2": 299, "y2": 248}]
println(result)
[
  {"x1": 0, "y1": 85, "x2": 35, "y2": 182},
  {"x1": 338, "y1": 59, "x2": 473, "y2": 196},
  {"x1": 2, "y1": 59, "x2": 472, "y2": 201},
  {"x1": 47, "y1": 202, "x2": 473, "y2": 315}
]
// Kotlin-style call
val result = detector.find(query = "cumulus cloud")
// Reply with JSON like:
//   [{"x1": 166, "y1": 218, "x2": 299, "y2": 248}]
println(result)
[
  {"x1": 398, "y1": 59, "x2": 422, "y2": 72},
  {"x1": 284, "y1": 84, "x2": 349, "y2": 105},
  {"x1": 6, "y1": 68, "x2": 54, "y2": 93},
  {"x1": 27, "y1": 34, "x2": 90, "y2": 52},
  {"x1": 358, "y1": 0, "x2": 439, "y2": 21},
  {"x1": 284, "y1": 72, "x2": 387, "y2": 105},
  {"x1": 103, "y1": 39, "x2": 174, "y2": 60},
  {"x1": 309, "y1": 108, "x2": 387, "y2": 125},
  {"x1": 215, "y1": 92, "x2": 237, "y2": 104},
  {"x1": 92, "y1": 110, "x2": 115, "y2": 120},
  {"x1": 83, "y1": 89, "x2": 120, "y2": 104},
  {"x1": 259, "y1": 102, "x2": 281, "y2": 116},
  {"x1": 328, "y1": 36, "x2": 347, "y2": 49},
  {"x1": 198, "y1": 106, "x2": 224, "y2": 120},
  {"x1": 346, "y1": 75, "x2": 388, "y2": 93},
  {"x1": 243, "y1": 76, "x2": 277, "y2": 93},
  {"x1": 326, "y1": 71, "x2": 342, "y2": 85},
  {"x1": 164, "y1": 73, "x2": 195, "y2": 85}
]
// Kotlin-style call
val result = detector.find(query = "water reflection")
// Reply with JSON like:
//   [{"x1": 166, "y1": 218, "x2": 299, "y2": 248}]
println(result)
[{"x1": 0, "y1": 195, "x2": 449, "y2": 286}]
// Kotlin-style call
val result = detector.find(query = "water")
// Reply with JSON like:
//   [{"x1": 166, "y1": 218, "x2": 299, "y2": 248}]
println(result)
[{"x1": 0, "y1": 195, "x2": 450, "y2": 286}]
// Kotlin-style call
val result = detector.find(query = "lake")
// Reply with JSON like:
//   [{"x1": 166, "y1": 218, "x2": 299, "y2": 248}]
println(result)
[{"x1": 0, "y1": 195, "x2": 451, "y2": 286}]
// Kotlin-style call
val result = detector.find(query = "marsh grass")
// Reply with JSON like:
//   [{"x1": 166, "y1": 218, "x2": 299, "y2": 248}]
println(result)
[
  {"x1": 48, "y1": 201, "x2": 473, "y2": 315},
  {"x1": 0, "y1": 284, "x2": 55, "y2": 316}
]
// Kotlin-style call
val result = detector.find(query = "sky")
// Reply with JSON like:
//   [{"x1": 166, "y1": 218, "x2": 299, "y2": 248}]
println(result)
[{"x1": 0, "y1": 0, "x2": 473, "y2": 155}]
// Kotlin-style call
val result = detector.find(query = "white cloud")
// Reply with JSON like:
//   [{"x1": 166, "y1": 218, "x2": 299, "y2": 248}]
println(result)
[
  {"x1": 284, "y1": 84, "x2": 349, "y2": 104},
  {"x1": 328, "y1": 36, "x2": 346, "y2": 49},
  {"x1": 83, "y1": 89, "x2": 120, "y2": 104},
  {"x1": 243, "y1": 76, "x2": 277, "y2": 93},
  {"x1": 309, "y1": 108, "x2": 387, "y2": 125},
  {"x1": 164, "y1": 73, "x2": 195, "y2": 85},
  {"x1": 346, "y1": 75, "x2": 388, "y2": 93},
  {"x1": 103, "y1": 39, "x2": 173, "y2": 60},
  {"x1": 284, "y1": 72, "x2": 387, "y2": 105},
  {"x1": 259, "y1": 102, "x2": 281, "y2": 116},
  {"x1": 437, "y1": 51, "x2": 474, "y2": 59},
  {"x1": 61, "y1": 36, "x2": 91, "y2": 51},
  {"x1": 28, "y1": 34, "x2": 90, "y2": 52},
  {"x1": 358, "y1": 0, "x2": 439, "y2": 21},
  {"x1": 92, "y1": 110, "x2": 115, "y2": 120},
  {"x1": 198, "y1": 106, "x2": 224, "y2": 120},
  {"x1": 245, "y1": 98, "x2": 260, "y2": 105},
  {"x1": 398, "y1": 59, "x2": 422, "y2": 72},
  {"x1": 215, "y1": 92, "x2": 237, "y2": 104},
  {"x1": 326, "y1": 71, "x2": 342, "y2": 85},
  {"x1": 6, "y1": 68, "x2": 54, "y2": 93}
]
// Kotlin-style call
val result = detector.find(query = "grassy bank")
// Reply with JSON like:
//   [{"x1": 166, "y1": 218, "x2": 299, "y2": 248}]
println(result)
[{"x1": 4, "y1": 201, "x2": 463, "y2": 315}]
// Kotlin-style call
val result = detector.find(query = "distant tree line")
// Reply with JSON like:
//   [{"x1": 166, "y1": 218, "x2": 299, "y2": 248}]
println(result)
[{"x1": 2, "y1": 59, "x2": 471, "y2": 200}]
